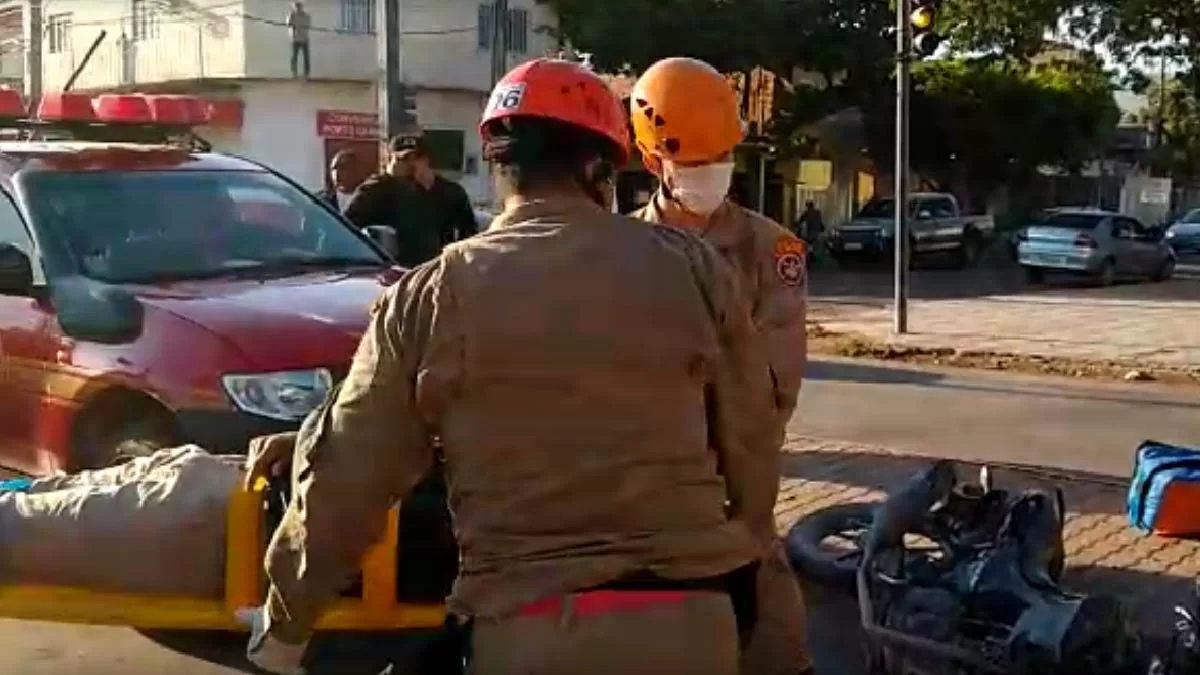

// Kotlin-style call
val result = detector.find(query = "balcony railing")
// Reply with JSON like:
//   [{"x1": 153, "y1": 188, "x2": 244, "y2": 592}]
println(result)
[{"x1": 43, "y1": 15, "x2": 244, "y2": 91}]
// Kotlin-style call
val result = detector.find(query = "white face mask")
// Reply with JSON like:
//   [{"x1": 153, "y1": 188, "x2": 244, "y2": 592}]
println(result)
[{"x1": 665, "y1": 161, "x2": 734, "y2": 216}]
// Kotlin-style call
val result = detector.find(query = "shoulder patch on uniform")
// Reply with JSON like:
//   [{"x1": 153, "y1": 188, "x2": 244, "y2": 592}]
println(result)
[{"x1": 773, "y1": 236, "x2": 807, "y2": 287}]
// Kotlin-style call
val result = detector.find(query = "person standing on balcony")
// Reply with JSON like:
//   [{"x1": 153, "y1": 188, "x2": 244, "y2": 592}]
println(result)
[{"x1": 286, "y1": 1, "x2": 311, "y2": 79}]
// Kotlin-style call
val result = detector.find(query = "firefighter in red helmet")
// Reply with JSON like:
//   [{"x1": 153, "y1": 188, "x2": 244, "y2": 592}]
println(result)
[{"x1": 239, "y1": 58, "x2": 779, "y2": 675}]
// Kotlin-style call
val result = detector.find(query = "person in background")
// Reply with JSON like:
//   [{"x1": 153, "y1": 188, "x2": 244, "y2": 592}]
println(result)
[
  {"x1": 391, "y1": 134, "x2": 479, "y2": 246},
  {"x1": 286, "y1": 1, "x2": 310, "y2": 79},
  {"x1": 236, "y1": 57, "x2": 777, "y2": 675},
  {"x1": 794, "y1": 200, "x2": 825, "y2": 245},
  {"x1": 316, "y1": 150, "x2": 364, "y2": 213},
  {"x1": 629, "y1": 56, "x2": 814, "y2": 675},
  {"x1": 344, "y1": 135, "x2": 477, "y2": 267}
]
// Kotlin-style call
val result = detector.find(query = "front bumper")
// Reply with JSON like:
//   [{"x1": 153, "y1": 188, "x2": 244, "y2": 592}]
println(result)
[
  {"x1": 1017, "y1": 247, "x2": 1104, "y2": 272},
  {"x1": 1169, "y1": 237, "x2": 1200, "y2": 254},
  {"x1": 829, "y1": 231, "x2": 892, "y2": 257},
  {"x1": 175, "y1": 408, "x2": 298, "y2": 454}
]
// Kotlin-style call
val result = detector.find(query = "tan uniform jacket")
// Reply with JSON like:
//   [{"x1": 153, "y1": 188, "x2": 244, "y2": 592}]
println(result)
[
  {"x1": 633, "y1": 196, "x2": 808, "y2": 445},
  {"x1": 262, "y1": 195, "x2": 779, "y2": 644}
]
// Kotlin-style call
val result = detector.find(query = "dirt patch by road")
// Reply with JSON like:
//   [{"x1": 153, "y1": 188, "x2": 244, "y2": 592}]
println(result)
[{"x1": 807, "y1": 323, "x2": 1200, "y2": 386}]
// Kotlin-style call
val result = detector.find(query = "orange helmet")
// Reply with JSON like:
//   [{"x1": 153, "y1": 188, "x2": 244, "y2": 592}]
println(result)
[
  {"x1": 480, "y1": 58, "x2": 630, "y2": 165},
  {"x1": 630, "y1": 58, "x2": 744, "y2": 175}
]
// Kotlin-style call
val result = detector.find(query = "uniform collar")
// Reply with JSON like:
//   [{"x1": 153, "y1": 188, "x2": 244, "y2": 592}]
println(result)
[
  {"x1": 645, "y1": 192, "x2": 746, "y2": 248},
  {"x1": 488, "y1": 194, "x2": 607, "y2": 230}
]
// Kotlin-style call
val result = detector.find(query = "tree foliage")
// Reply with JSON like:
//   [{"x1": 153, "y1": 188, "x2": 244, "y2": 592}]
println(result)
[
  {"x1": 865, "y1": 56, "x2": 1119, "y2": 197},
  {"x1": 1140, "y1": 78, "x2": 1200, "y2": 179},
  {"x1": 538, "y1": 0, "x2": 895, "y2": 137},
  {"x1": 538, "y1": 0, "x2": 1121, "y2": 185}
]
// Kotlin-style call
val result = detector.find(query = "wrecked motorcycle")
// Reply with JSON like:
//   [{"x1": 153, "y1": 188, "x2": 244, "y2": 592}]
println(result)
[
  {"x1": 786, "y1": 460, "x2": 1143, "y2": 675},
  {"x1": 1147, "y1": 578, "x2": 1200, "y2": 675}
]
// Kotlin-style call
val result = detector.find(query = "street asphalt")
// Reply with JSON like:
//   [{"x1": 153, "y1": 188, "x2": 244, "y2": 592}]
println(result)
[
  {"x1": 796, "y1": 356, "x2": 1200, "y2": 477},
  {"x1": 2, "y1": 358, "x2": 1199, "y2": 673}
]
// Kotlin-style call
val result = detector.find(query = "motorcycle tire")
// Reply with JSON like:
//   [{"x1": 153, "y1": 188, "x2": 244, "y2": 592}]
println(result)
[{"x1": 784, "y1": 502, "x2": 877, "y2": 595}]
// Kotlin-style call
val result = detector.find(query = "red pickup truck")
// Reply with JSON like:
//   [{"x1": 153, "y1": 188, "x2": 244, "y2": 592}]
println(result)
[{"x1": 0, "y1": 94, "x2": 402, "y2": 474}]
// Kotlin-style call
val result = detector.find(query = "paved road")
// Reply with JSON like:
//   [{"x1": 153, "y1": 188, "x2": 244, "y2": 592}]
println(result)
[
  {"x1": 3, "y1": 360, "x2": 1200, "y2": 673},
  {"x1": 795, "y1": 357, "x2": 1200, "y2": 477},
  {"x1": 809, "y1": 251, "x2": 1200, "y2": 304},
  {"x1": 809, "y1": 255, "x2": 1200, "y2": 366}
]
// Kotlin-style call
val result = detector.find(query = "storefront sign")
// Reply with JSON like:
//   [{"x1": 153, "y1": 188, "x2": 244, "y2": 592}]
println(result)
[{"x1": 316, "y1": 110, "x2": 379, "y2": 140}]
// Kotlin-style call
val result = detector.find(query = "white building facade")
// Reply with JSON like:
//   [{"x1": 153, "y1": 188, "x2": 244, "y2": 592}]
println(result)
[{"x1": 0, "y1": 0, "x2": 559, "y2": 201}]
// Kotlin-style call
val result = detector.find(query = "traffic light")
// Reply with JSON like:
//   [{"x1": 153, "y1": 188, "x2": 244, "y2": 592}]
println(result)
[{"x1": 910, "y1": 0, "x2": 942, "y2": 58}]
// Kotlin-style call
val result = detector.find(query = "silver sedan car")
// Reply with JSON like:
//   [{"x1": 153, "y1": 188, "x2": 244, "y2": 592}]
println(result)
[
  {"x1": 1016, "y1": 208, "x2": 1176, "y2": 285},
  {"x1": 1166, "y1": 208, "x2": 1200, "y2": 255}
]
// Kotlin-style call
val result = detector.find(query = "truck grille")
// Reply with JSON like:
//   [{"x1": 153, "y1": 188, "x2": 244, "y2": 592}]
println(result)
[{"x1": 840, "y1": 229, "x2": 882, "y2": 245}]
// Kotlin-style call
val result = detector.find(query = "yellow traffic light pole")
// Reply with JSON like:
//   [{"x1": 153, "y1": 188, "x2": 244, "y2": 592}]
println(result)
[{"x1": 893, "y1": 0, "x2": 913, "y2": 334}]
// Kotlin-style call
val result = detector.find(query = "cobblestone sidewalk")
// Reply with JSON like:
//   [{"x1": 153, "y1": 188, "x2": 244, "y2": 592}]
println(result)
[
  {"x1": 810, "y1": 292, "x2": 1200, "y2": 367},
  {"x1": 780, "y1": 435, "x2": 1200, "y2": 673}
]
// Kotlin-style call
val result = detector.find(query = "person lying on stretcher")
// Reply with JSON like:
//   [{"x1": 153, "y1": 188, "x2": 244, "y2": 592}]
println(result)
[{"x1": 0, "y1": 439, "x2": 455, "y2": 602}]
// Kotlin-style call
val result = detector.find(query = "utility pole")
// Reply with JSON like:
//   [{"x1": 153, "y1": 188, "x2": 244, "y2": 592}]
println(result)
[
  {"x1": 485, "y1": 0, "x2": 508, "y2": 206},
  {"x1": 489, "y1": 0, "x2": 509, "y2": 88},
  {"x1": 1155, "y1": 48, "x2": 1167, "y2": 151},
  {"x1": 377, "y1": 0, "x2": 403, "y2": 140},
  {"x1": 23, "y1": 0, "x2": 42, "y2": 104},
  {"x1": 893, "y1": 0, "x2": 912, "y2": 335}
]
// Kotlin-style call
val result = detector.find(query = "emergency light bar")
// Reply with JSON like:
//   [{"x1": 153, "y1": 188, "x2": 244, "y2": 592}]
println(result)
[
  {"x1": 1, "y1": 91, "x2": 215, "y2": 152},
  {"x1": 37, "y1": 92, "x2": 210, "y2": 126},
  {"x1": 0, "y1": 88, "x2": 25, "y2": 119}
]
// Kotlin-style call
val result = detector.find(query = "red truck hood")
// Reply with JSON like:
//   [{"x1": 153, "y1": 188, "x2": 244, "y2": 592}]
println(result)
[{"x1": 130, "y1": 268, "x2": 400, "y2": 370}]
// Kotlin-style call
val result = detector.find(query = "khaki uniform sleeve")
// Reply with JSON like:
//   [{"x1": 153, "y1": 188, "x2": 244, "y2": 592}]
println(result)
[
  {"x1": 690, "y1": 240, "x2": 780, "y2": 548},
  {"x1": 261, "y1": 258, "x2": 458, "y2": 644},
  {"x1": 757, "y1": 232, "x2": 808, "y2": 441}
]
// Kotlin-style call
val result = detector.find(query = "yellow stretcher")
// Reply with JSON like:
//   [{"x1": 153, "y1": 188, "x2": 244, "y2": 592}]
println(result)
[{"x1": 0, "y1": 482, "x2": 446, "y2": 631}]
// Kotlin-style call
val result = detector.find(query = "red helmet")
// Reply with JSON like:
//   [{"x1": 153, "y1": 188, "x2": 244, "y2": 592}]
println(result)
[{"x1": 480, "y1": 58, "x2": 630, "y2": 165}]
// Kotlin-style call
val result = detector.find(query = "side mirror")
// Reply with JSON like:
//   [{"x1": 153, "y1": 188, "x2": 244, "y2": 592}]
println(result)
[
  {"x1": 0, "y1": 243, "x2": 34, "y2": 295},
  {"x1": 363, "y1": 225, "x2": 399, "y2": 260}
]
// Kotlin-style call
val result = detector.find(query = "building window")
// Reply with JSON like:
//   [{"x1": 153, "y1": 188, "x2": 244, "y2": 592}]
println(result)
[
  {"x1": 477, "y1": 3, "x2": 492, "y2": 50},
  {"x1": 340, "y1": 0, "x2": 375, "y2": 34},
  {"x1": 477, "y1": 4, "x2": 529, "y2": 54},
  {"x1": 46, "y1": 13, "x2": 71, "y2": 54},
  {"x1": 506, "y1": 7, "x2": 528, "y2": 54},
  {"x1": 130, "y1": 0, "x2": 159, "y2": 40}
]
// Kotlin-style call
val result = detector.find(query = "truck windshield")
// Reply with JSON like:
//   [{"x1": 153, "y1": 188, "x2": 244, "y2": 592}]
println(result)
[
  {"x1": 1039, "y1": 212, "x2": 1105, "y2": 230},
  {"x1": 855, "y1": 198, "x2": 917, "y2": 219},
  {"x1": 20, "y1": 169, "x2": 386, "y2": 283}
]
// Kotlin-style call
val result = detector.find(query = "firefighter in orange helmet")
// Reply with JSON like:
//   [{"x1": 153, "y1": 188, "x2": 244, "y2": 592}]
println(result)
[
  {"x1": 239, "y1": 57, "x2": 780, "y2": 675},
  {"x1": 630, "y1": 57, "x2": 814, "y2": 675}
]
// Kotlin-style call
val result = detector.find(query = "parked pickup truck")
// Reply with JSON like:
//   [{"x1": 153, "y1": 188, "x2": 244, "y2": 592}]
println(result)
[{"x1": 827, "y1": 192, "x2": 995, "y2": 268}]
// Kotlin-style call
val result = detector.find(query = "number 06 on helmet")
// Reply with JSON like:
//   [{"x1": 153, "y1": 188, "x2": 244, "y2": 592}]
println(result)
[{"x1": 479, "y1": 58, "x2": 631, "y2": 165}]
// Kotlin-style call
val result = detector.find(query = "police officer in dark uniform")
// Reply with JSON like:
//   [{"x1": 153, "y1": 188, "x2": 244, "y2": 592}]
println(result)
[{"x1": 344, "y1": 134, "x2": 478, "y2": 267}]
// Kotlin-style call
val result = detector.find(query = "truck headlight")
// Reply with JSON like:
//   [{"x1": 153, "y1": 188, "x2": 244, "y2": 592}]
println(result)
[{"x1": 222, "y1": 369, "x2": 334, "y2": 421}]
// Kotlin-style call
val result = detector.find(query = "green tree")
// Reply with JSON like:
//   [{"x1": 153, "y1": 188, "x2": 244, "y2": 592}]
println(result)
[
  {"x1": 1062, "y1": 0, "x2": 1200, "y2": 100},
  {"x1": 939, "y1": 0, "x2": 1075, "y2": 60},
  {"x1": 1140, "y1": 78, "x2": 1200, "y2": 179},
  {"x1": 864, "y1": 56, "x2": 1119, "y2": 201},
  {"x1": 537, "y1": 0, "x2": 896, "y2": 146}
]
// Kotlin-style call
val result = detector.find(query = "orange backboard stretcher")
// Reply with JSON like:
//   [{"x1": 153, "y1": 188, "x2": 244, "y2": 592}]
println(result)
[{"x1": 0, "y1": 483, "x2": 446, "y2": 630}]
